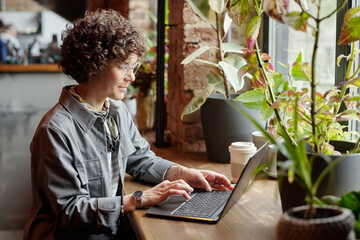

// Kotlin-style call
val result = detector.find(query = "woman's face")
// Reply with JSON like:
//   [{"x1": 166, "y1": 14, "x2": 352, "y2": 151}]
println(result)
[{"x1": 94, "y1": 53, "x2": 138, "y2": 101}]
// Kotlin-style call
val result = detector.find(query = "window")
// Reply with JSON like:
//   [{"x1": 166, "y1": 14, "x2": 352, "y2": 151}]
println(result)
[
  {"x1": 266, "y1": 0, "x2": 360, "y2": 140},
  {"x1": 268, "y1": 0, "x2": 337, "y2": 93}
]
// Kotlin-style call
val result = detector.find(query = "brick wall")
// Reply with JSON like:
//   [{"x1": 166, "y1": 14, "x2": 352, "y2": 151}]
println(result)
[
  {"x1": 129, "y1": 0, "x2": 153, "y2": 31},
  {"x1": 167, "y1": 1, "x2": 205, "y2": 152},
  {"x1": 167, "y1": 0, "x2": 252, "y2": 152},
  {"x1": 88, "y1": 0, "x2": 129, "y2": 18}
]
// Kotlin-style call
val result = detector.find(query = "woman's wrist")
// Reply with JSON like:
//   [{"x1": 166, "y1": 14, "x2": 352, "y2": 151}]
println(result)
[
  {"x1": 164, "y1": 165, "x2": 187, "y2": 181},
  {"x1": 123, "y1": 194, "x2": 137, "y2": 213}
]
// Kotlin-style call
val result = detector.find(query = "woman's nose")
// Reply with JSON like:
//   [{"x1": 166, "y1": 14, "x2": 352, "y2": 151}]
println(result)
[{"x1": 124, "y1": 72, "x2": 135, "y2": 82}]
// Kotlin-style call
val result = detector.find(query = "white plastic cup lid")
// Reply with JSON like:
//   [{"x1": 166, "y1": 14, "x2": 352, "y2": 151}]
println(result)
[{"x1": 229, "y1": 142, "x2": 257, "y2": 152}]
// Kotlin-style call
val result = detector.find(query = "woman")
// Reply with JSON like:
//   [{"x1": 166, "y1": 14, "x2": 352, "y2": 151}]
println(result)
[{"x1": 23, "y1": 9, "x2": 233, "y2": 240}]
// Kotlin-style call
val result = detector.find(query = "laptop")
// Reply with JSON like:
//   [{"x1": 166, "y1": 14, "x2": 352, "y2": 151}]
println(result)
[{"x1": 145, "y1": 142, "x2": 268, "y2": 223}]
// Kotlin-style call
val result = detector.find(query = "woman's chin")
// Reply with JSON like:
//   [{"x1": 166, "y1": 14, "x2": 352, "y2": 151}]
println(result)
[{"x1": 110, "y1": 93, "x2": 125, "y2": 101}]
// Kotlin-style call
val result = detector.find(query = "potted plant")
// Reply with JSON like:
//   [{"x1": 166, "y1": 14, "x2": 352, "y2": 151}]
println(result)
[
  {"x1": 181, "y1": 0, "x2": 265, "y2": 163},
  {"x1": 132, "y1": 59, "x2": 157, "y2": 133},
  {"x1": 230, "y1": 75, "x2": 356, "y2": 239},
  {"x1": 226, "y1": 0, "x2": 360, "y2": 208},
  {"x1": 225, "y1": 0, "x2": 360, "y2": 238}
]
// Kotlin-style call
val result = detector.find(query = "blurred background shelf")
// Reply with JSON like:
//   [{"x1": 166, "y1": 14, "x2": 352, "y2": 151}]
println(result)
[{"x1": 0, "y1": 63, "x2": 61, "y2": 72}]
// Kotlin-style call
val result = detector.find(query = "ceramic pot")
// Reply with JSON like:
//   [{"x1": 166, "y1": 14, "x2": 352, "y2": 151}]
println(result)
[
  {"x1": 277, "y1": 205, "x2": 354, "y2": 240},
  {"x1": 278, "y1": 140, "x2": 360, "y2": 212},
  {"x1": 200, "y1": 93, "x2": 265, "y2": 163}
]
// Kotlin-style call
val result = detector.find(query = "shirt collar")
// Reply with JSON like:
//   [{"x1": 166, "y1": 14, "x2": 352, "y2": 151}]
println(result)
[
  {"x1": 59, "y1": 85, "x2": 122, "y2": 132},
  {"x1": 59, "y1": 85, "x2": 98, "y2": 133}
]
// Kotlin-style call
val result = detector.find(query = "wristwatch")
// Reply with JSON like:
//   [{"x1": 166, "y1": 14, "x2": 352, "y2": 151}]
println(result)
[{"x1": 132, "y1": 191, "x2": 143, "y2": 209}]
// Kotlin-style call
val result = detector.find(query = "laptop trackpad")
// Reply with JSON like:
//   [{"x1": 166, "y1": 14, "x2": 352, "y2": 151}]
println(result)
[{"x1": 147, "y1": 194, "x2": 188, "y2": 214}]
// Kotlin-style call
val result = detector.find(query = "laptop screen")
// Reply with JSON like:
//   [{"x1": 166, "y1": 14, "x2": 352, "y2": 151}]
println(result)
[{"x1": 219, "y1": 142, "x2": 268, "y2": 220}]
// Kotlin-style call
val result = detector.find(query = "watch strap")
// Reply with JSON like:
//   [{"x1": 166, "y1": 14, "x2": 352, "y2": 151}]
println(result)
[{"x1": 133, "y1": 191, "x2": 143, "y2": 209}]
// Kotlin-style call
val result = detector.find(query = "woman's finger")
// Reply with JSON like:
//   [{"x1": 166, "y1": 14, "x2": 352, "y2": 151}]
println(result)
[
  {"x1": 213, "y1": 174, "x2": 234, "y2": 191},
  {"x1": 168, "y1": 189, "x2": 192, "y2": 200}
]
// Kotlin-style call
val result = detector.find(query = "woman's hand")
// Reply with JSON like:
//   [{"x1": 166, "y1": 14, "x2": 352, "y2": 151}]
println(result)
[
  {"x1": 164, "y1": 165, "x2": 234, "y2": 192},
  {"x1": 141, "y1": 179, "x2": 194, "y2": 208},
  {"x1": 181, "y1": 168, "x2": 234, "y2": 192}
]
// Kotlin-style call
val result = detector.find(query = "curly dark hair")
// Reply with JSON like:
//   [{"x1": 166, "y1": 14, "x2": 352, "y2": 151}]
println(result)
[{"x1": 59, "y1": 9, "x2": 146, "y2": 83}]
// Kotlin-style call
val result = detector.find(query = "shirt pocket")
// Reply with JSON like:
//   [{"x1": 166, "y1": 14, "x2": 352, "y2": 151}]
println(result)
[
  {"x1": 76, "y1": 158, "x2": 104, "y2": 198},
  {"x1": 119, "y1": 135, "x2": 136, "y2": 158}
]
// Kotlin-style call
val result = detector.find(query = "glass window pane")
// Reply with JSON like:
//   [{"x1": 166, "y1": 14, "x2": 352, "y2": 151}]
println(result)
[{"x1": 269, "y1": 0, "x2": 337, "y2": 93}]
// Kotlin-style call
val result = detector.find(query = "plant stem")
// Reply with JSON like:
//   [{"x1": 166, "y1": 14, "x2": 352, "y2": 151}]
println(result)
[
  {"x1": 305, "y1": 194, "x2": 316, "y2": 219},
  {"x1": 255, "y1": 42, "x2": 296, "y2": 146},
  {"x1": 216, "y1": 13, "x2": 230, "y2": 99},
  {"x1": 319, "y1": 0, "x2": 347, "y2": 22},
  {"x1": 353, "y1": 137, "x2": 360, "y2": 153},
  {"x1": 310, "y1": 1, "x2": 322, "y2": 153}
]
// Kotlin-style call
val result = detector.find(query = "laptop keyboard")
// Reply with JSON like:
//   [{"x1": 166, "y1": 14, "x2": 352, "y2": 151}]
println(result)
[{"x1": 171, "y1": 190, "x2": 232, "y2": 218}]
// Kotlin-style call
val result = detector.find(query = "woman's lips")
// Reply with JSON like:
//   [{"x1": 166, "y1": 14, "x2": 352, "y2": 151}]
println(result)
[{"x1": 119, "y1": 86, "x2": 128, "y2": 91}]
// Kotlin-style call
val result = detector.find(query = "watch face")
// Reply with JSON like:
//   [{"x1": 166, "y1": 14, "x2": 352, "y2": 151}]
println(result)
[{"x1": 133, "y1": 191, "x2": 143, "y2": 199}]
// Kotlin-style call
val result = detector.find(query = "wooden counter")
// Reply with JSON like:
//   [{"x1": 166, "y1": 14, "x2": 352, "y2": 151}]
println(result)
[
  {"x1": 0, "y1": 64, "x2": 61, "y2": 73},
  {"x1": 123, "y1": 138, "x2": 283, "y2": 240}
]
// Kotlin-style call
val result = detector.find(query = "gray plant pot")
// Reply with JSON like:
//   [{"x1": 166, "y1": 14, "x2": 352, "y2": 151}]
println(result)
[
  {"x1": 278, "y1": 140, "x2": 360, "y2": 212},
  {"x1": 277, "y1": 205, "x2": 354, "y2": 240},
  {"x1": 200, "y1": 93, "x2": 265, "y2": 163}
]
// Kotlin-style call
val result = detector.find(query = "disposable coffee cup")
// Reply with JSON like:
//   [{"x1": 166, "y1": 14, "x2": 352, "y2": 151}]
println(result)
[
  {"x1": 229, "y1": 142, "x2": 257, "y2": 183},
  {"x1": 266, "y1": 144, "x2": 278, "y2": 178},
  {"x1": 252, "y1": 131, "x2": 268, "y2": 165},
  {"x1": 252, "y1": 131, "x2": 268, "y2": 149}
]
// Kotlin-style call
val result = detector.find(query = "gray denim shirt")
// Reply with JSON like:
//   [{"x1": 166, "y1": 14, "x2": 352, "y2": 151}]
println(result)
[{"x1": 23, "y1": 86, "x2": 176, "y2": 240}]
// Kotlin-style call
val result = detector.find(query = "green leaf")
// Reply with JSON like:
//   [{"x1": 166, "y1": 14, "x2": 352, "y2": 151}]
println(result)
[
  {"x1": 219, "y1": 61, "x2": 243, "y2": 91},
  {"x1": 186, "y1": 0, "x2": 215, "y2": 27},
  {"x1": 345, "y1": 77, "x2": 360, "y2": 88},
  {"x1": 282, "y1": 11, "x2": 309, "y2": 32},
  {"x1": 214, "y1": 82, "x2": 226, "y2": 94},
  {"x1": 273, "y1": 73, "x2": 286, "y2": 94},
  {"x1": 339, "y1": 109, "x2": 360, "y2": 121},
  {"x1": 207, "y1": 70, "x2": 223, "y2": 84},
  {"x1": 207, "y1": 71, "x2": 225, "y2": 94},
  {"x1": 355, "y1": 220, "x2": 360, "y2": 239},
  {"x1": 338, "y1": 6, "x2": 360, "y2": 45},
  {"x1": 291, "y1": 63, "x2": 311, "y2": 81},
  {"x1": 234, "y1": 89, "x2": 264, "y2": 103},
  {"x1": 193, "y1": 59, "x2": 219, "y2": 68},
  {"x1": 241, "y1": 101, "x2": 263, "y2": 111},
  {"x1": 181, "y1": 84, "x2": 215, "y2": 119},
  {"x1": 221, "y1": 42, "x2": 245, "y2": 54},
  {"x1": 224, "y1": 54, "x2": 247, "y2": 69},
  {"x1": 209, "y1": 0, "x2": 225, "y2": 14},
  {"x1": 295, "y1": 52, "x2": 302, "y2": 64},
  {"x1": 320, "y1": 195, "x2": 341, "y2": 205},
  {"x1": 245, "y1": 16, "x2": 261, "y2": 50},
  {"x1": 227, "y1": 0, "x2": 250, "y2": 28},
  {"x1": 261, "y1": 99, "x2": 274, "y2": 121},
  {"x1": 223, "y1": 12, "x2": 233, "y2": 35},
  {"x1": 347, "y1": 95, "x2": 360, "y2": 101},
  {"x1": 338, "y1": 191, "x2": 360, "y2": 213},
  {"x1": 181, "y1": 46, "x2": 211, "y2": 65}
]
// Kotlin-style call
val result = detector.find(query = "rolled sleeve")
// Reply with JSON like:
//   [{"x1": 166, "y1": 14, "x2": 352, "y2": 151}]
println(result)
[{"x1": 120, "y1": 104, "x2": 177, "y2": 184}]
